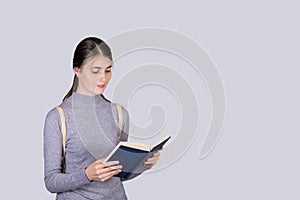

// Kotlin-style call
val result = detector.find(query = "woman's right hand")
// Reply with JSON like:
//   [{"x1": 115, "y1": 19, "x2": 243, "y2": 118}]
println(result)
[{"x1": 85, "y1": 158, "x2": 122, "y2": 182}]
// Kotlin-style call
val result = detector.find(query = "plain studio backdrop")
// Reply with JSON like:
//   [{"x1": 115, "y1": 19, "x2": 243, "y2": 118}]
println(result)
[{"x1": 0, "y1": 1, "x2": 299, "y2": 199}]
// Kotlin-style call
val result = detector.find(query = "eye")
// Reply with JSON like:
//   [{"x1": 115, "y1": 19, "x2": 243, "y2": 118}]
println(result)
[
  {"x1": 91, "y1": 68, "x2": 100, "y2": 74},
  {"x1": 105, "y1": 68, "x2": 112, "y2": 73}
]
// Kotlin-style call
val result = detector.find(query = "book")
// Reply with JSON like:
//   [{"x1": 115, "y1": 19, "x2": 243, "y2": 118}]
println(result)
[{"x1": 104, "y1": 135, "x2": 171, "y2": 179}]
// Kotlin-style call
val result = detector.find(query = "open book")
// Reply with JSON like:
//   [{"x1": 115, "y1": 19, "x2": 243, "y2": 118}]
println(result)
[{"x1": 104, "y1": 135, "x2": 171, "y2": 179}]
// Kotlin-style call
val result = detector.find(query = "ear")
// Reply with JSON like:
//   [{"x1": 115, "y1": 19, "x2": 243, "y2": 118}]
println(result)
[{"x1": 74, "y1": 67, "x2": 80, "y2": 76}]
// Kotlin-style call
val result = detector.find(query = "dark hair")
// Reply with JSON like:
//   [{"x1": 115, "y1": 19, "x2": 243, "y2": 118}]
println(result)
[{"x1": 63, "y1": 37, "x2": 112, "y2": 101}]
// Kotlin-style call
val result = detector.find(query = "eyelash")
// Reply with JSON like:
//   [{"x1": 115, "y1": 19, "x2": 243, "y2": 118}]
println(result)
[{"x1": 92, "y1": 69, "x2": 111, "y2": 74}]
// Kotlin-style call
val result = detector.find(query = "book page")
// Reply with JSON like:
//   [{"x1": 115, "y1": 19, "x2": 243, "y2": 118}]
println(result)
[{"x1": 120, "y1": 141, "x2": 150, "y2": 151}]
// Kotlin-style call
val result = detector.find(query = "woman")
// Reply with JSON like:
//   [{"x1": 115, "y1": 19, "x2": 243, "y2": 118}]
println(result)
[{"x1": 43, "y1": 37, "x2": 160, "y2": 199}]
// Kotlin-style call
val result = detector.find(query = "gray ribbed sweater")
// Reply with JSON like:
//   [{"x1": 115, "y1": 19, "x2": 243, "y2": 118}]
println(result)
[{"x1": 43, "y1": 93, "x2": 130, "y2": 200}]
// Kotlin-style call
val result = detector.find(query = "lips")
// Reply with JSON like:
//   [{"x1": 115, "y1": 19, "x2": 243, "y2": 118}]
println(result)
[{"x1": 97, "y1": 84, "x2": 105, "y2": 88}]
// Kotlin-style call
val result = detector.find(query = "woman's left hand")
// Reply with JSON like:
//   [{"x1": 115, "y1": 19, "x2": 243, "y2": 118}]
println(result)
[{"x1": 144, "y1": 151, "x2": 161, "y2": 169}]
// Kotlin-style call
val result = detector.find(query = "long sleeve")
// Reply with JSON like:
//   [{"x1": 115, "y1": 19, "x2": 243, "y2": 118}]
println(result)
[
  {"x1": 43, "y1": 109, "x2": 90, "y2": 193},
  {"x1": 119, "y1": 106, "x2": 129, "y2": 142}
]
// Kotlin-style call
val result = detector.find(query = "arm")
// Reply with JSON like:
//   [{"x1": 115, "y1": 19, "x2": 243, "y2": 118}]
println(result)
[
  {"x1": 119, "y1": 106, "x2": 129, "y2": 143},
  {"x1": 43, "y1": 109, "x2": 90, "y2": 193}
]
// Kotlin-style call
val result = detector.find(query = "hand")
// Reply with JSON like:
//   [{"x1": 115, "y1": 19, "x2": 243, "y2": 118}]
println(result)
[
  {"x1": 144, "y1": 151, "x2": 161, "y2": 169},
  {"x1": 85, "y1": 158, "x2": 122, "y2": 182}
]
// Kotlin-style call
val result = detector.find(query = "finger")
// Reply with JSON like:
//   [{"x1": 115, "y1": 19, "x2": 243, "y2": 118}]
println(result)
[
  {"x1": 146, "y1": 156, "x2": 159, "y2": 162},
  {"x1": 96, "y1": 170, "x2": 113, "y2": 181},
  {"x1": 147, "y1": 152, "x2": 160, "y2": 160},
  {"x1": 94, "y1": 163, "x2": 106, "y2": 170},
  {"x1": 99, "y1": 169, "x2": 122, "y2": 182},
  {"x1": 145, "y1": 157, "x2": 159, "y2": 165},
  {"x1": 152, "y1": 151, "x2": 160, "y2": 157},
  {"x1": 95, "y1": 160, "x2": 120, "y2": 169},
  {"x1": 103, "y1": 160, "x2": 120, "y2": 167},
  {"x1": 144, "y1": 163, "x2": 153, "y2": 169},
  {"x1": 96, "y1": 165, "x2": 122, "y2": 175},
  {"x1": 144, "y1": 159, "x2": 154, "y2": 165},
  {"x1": 96, "y1": 168, "x2": 110, "y2": 175},
  {"x1": 96, "y1": 158, "x2": 119, "y2": 165},
  {"x1": 145, "y1": 160, "x2": 157, "y2": 165},
  {"x1": 145, "y1": 158, "x2": 154, "y2": 163}
]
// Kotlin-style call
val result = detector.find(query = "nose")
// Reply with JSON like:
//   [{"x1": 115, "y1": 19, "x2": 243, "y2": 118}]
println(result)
[{"x1": 98, "y1": 71, "x2": 106, "y2": 82}]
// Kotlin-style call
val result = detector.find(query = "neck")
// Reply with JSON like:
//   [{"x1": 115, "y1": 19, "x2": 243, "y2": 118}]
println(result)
[
  {"x1": 75, "y1": 88, "x2": 98, "y2": 96},
  {"x1": 71, "y1": 92, "x2": 109, "y2": 107}
]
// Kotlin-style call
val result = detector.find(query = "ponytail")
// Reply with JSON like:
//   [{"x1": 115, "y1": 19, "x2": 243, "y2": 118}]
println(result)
[{"x1": 62, "y1": 75, "x2": 78, "y2": 101}]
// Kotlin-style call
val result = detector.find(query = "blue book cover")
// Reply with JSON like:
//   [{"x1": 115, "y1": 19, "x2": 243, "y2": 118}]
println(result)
[{"x1": 104, "y1": 136, "x2": 171, "y2": 179}]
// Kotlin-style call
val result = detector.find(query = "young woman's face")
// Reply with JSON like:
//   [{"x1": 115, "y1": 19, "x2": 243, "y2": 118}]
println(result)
[{"x1": 75, "y1": 55, "x2": 112, "y2": 95}]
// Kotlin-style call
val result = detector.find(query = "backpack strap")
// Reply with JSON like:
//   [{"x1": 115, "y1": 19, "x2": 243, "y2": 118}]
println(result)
[
  {"x1": 56, "y1": 106, "x2": 66, "y2": 157},
  {"x1": 116, "y1": 103, "x2": 123, "y2": 140}
]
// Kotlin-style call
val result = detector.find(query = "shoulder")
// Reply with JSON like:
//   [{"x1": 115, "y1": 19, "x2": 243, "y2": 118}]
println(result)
[
  {"x1": 113, "y1": 103, "x2": 129, "y2": 118},
  {"x1": 44, "y1": 107, "x2": 60, "y2": 124},
  {"x1": 44, "y1": 98, "x2": 70, "y2": 121}
]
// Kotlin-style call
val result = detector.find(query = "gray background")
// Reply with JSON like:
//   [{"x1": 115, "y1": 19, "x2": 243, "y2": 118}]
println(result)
[{"x1": 0, "y1": 0, "x2": 299, "y2": 199}]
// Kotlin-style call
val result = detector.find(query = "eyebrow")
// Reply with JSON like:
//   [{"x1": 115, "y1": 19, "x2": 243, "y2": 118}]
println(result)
[{"x1": 93, "y1": 65, "x2": 112, "y2": 69}]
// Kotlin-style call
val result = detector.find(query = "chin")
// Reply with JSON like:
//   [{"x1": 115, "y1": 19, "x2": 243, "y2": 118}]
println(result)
[{"x1": 95, "y1": 89, "x2": 104, "y2": 95}]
